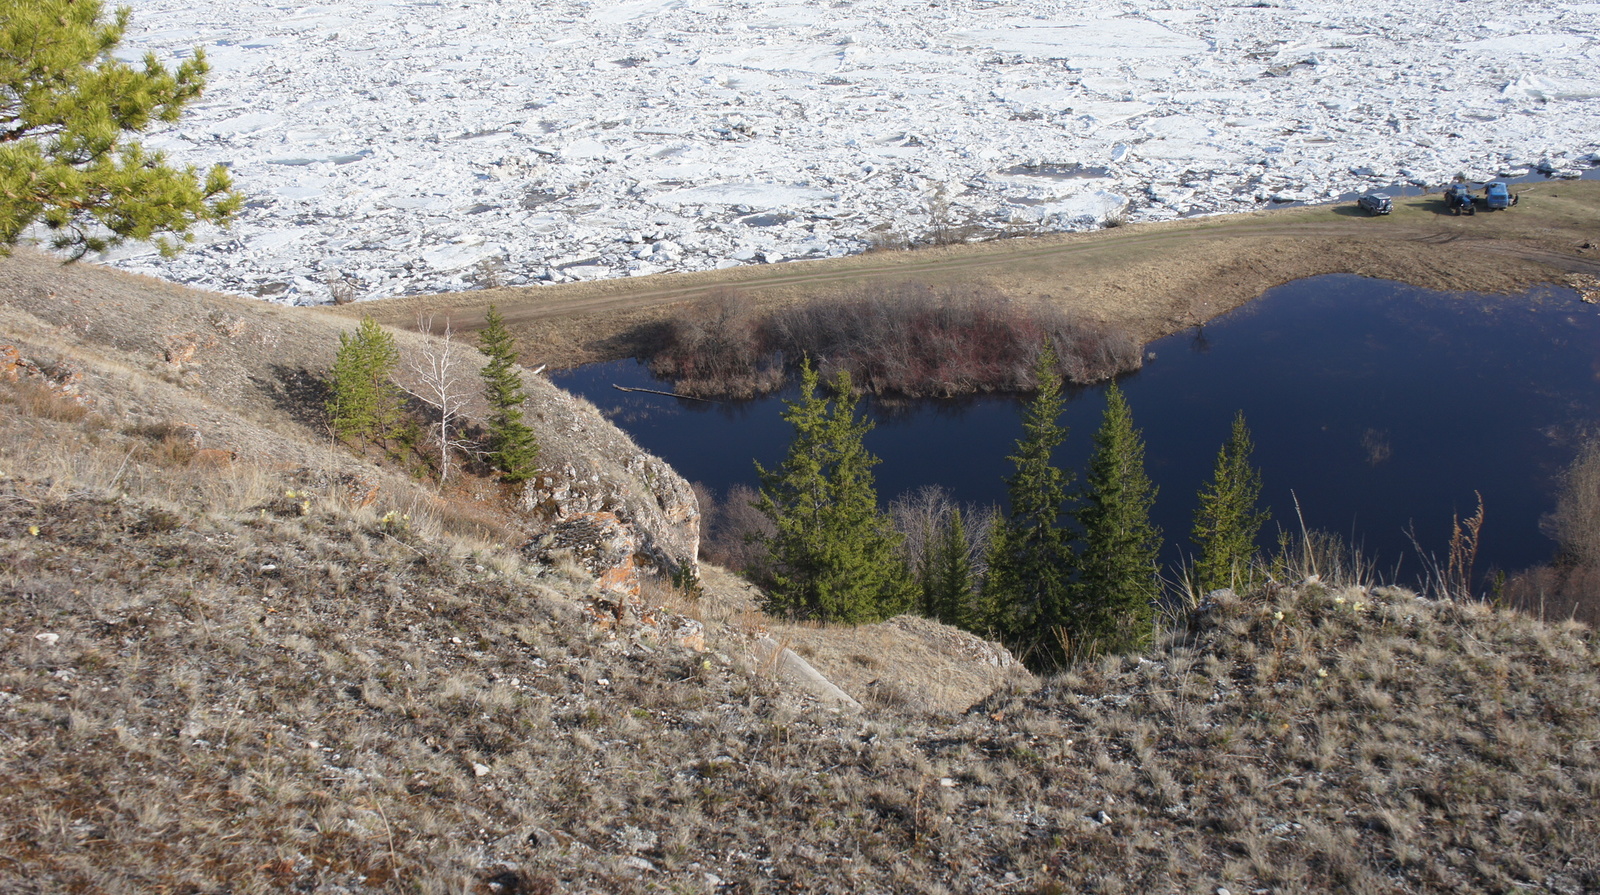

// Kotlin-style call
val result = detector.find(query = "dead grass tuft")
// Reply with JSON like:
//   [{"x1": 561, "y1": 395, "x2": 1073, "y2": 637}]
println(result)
[{"x1": 0, "y1": 375, "x2": 91, "y2": 424}]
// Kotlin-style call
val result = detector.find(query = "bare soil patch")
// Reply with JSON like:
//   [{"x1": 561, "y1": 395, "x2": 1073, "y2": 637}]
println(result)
[{"x1": 334, "y1": 182, "x2": 1600, "y2": 371}]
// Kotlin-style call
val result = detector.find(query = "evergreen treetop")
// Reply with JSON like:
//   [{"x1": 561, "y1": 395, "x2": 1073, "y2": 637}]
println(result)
[
  {"x1": 0, "y1": 0, "x2": 240, "y2": 257},
  {"x1": 755, "y1": 360, "x2": 910, "y2": 624},
  {"x1": 983, "y1": 344, "x2": 1075, "y2": 651},
  {"x1": 926, "y1": 506, "x2": 978, "y2": 631},
  {"x1": 1072, "y1": 382, "x2": 1161, "y2": 659},
  {"x1": 478, "y1": 305, "x2": 539, "y2": 482},
  {"x1": 1191, "y1": 411, "x2": 1270, "y2": 595}
]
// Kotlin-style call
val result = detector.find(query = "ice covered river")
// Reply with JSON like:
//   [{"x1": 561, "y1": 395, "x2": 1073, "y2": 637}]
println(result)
[{"x1": 99, "y1": 0, "x2": 1600, "y2": 301}]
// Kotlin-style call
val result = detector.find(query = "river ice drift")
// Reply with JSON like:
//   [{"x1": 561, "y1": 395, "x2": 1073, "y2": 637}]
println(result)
[{"x1": 96, "y1": 0, "x2": 1600, "y2": 302}]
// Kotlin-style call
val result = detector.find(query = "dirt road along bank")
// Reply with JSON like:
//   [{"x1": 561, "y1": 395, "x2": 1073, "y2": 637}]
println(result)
[{"x1": 332, "y1": 182, "x2": 1600, "y2": 370}]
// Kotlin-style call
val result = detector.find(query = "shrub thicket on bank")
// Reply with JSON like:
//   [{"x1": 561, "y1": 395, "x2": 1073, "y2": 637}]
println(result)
[
  {"x1": 1507, "y1": 436, "x2": 1600, "y2": 625},
  {"x1": 650, "y1": 284, "x2": 1140, "y2": 398}
]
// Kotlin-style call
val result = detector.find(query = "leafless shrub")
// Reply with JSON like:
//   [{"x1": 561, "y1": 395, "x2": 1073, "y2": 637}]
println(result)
[
  {"x1": 1503, "y1": 563, "x2": 1600, "y2": 625},
  {"x1": 399, "y1": 317, "x2": 477, "y2": 483},
  {"x1": 888, "y1": 485, "x2": 994, "y2": 629},
  {"x1": 923, "y1": 184, "x2": 958, "y2": 247},
  {"x1": 698, "y1": 483, "x2": 774, "y2": 577},
  {"x1": 864, "y1": 228, "x2": 912, "y2": 253},
  {"x1": 1506, "y1": 439, "x2": 1600, "y2": 624},
  {"x1": 326, "y1": 274, "x2": 358, "y2": 305},
  {"x1": 648, "y1": 291, "x2": 783, "y2": 399},
  {"x1": 651, "y1": 284, "x2": 1141, "y2": 398},
  {"x1": 1544, "y1": 438, "x2": 1600, "y2": 568},
  {"x1": 472, "y1": 257, "x2": 508, "y2": 289},
  {"x1": 890, "y1": 485, "x2": 957, "y2": 571},
  {"x1": 889, "y1": 486, "x2": 993, "y2": 587}
]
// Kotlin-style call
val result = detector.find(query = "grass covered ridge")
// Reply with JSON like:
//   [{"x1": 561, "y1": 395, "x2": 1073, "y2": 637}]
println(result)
[{"x1": 4, "y1": 248, "x2": 1600, "y2": 893}]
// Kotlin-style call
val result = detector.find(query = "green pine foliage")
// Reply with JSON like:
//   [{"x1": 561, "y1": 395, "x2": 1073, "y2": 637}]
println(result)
[
  {"x1": 1191, "y1": 411, "x2": 1270, "y2": 594},
  {"x1": 478, "y1": 305, "x2": 540, "y2": 483},
  {"x1": 0, "y1": 0, "x2": 240, "y2": 257},
  {"x1": 755, "y1": 360, "x2": 911, "y2": 624},
  {"x1": 982, "y1": 345, "x2": 1076, "y2": 655},
  {"x1": 1071, "y1": 383, "x2": 1162, "y2": 659},
  {"x1": 924, "y1": 507, "x2": 978, "y2": 630},
  {"x1": 327, "y1": 317, "x2": 402, "y2": 444}
]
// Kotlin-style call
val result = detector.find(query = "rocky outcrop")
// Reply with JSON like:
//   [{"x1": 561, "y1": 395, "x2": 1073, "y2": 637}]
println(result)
[
  {"x1": 515, "y1": 375, "x2": 700, "y2": 596},
  {"x1": 0, "y1": 343, "x2": 84, "y2": 403},
  {"x1": 530, "y1": 512, "x2": 641, "y2": 595}
]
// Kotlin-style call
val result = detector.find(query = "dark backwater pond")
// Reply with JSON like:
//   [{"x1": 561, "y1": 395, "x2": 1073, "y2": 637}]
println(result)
[{"x1": 552, "y1": 274, "x2": 1600, "y2": 583}]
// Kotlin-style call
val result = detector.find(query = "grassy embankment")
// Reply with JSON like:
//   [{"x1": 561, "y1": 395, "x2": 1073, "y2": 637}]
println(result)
[{"x1": 334, "y1": 180, "x2": 1600, "y2": 378}]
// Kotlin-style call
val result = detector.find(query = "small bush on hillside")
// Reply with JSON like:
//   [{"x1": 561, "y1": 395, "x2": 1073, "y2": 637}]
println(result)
[{"x1": 327, "y1": 316, "x2": 402, "y2": 443}]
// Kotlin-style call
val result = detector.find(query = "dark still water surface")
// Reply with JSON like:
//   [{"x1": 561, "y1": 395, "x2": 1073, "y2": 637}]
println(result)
[{"x1": 552, "y1": 275, "x2": 1600, "y2": 580}]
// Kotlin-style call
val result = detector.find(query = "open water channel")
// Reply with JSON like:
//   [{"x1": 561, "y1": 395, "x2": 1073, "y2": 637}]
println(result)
[{"x1": 552, "y1": 274, "x2": 1600, "y2": 583}]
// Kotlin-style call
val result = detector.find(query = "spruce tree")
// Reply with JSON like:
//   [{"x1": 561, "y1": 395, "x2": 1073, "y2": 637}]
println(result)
[
  {"x1": 982, "y1": 345, "x2": 1075, "y2": 655},
  {"x1": 327, "y1": 316, "x2": 401, "y2": 443},
  {"x1": 0, "y1": 0, "x2": 240, "y2": 257},
  {"x1": 1072, "y1": 383, "x2": 1161, "y2": 659},
  {"x1": 478, "y1": 305, "x2": 540, "y2": 482},
  {"x1": 1191, "y1": 411, "x2": 1270, "y2": 594},
  {"x1": 926, "y1": 507, "x2": 977, "y2": 630},
  {"x1": 755, "y1": 360, "x2": 911, "y2": 624}
]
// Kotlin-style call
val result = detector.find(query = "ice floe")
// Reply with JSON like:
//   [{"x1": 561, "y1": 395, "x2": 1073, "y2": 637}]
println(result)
[{"x1": 76, "y1": 0, "x2": 1600, "y2": 303}]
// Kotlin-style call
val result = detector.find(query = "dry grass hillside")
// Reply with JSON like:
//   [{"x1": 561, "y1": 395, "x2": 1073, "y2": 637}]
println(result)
[{"x1": 3, "y1": 251, "x2": 1600, "y2": 893}]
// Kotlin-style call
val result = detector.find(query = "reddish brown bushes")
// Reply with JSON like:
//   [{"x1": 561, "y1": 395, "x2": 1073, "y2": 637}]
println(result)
[{"x1": 650, "y1": 284, "x2": 1141, "y2": 398}]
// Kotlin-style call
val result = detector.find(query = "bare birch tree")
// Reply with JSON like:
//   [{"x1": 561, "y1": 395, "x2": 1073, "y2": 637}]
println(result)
[{"x1": 402, "y1": 317, "x2": 475, "y2": 483}]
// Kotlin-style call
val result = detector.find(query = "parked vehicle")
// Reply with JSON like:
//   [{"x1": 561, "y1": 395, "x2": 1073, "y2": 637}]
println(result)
[
  {"x1": 1357, "y1": 193, "x2": 1393, "y2": 215},
  {"x1": 1445, "y1": 183, "x2": 1476, "y2": 215},
  {"x1": 1481, "y1": 181, "x2": 1519, "y2": 210}
]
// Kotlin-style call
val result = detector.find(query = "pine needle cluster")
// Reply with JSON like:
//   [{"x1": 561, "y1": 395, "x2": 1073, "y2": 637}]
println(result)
[{"x1": 0, "y1": 0, "x2": 240, "y2": 257}]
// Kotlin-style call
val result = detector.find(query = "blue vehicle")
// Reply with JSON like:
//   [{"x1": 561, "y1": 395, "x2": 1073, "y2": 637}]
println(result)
[
  {"x1": 1445, "y1": 183, "x2": 1476, "y2": 215},
  {"x1": 1481, "y1": 181, "x2": 1519, "y2": 210}
]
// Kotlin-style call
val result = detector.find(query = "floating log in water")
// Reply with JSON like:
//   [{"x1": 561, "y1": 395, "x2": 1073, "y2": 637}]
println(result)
[{"x1": 612, "y1": 384, "x2": 718, "y2": 403}]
